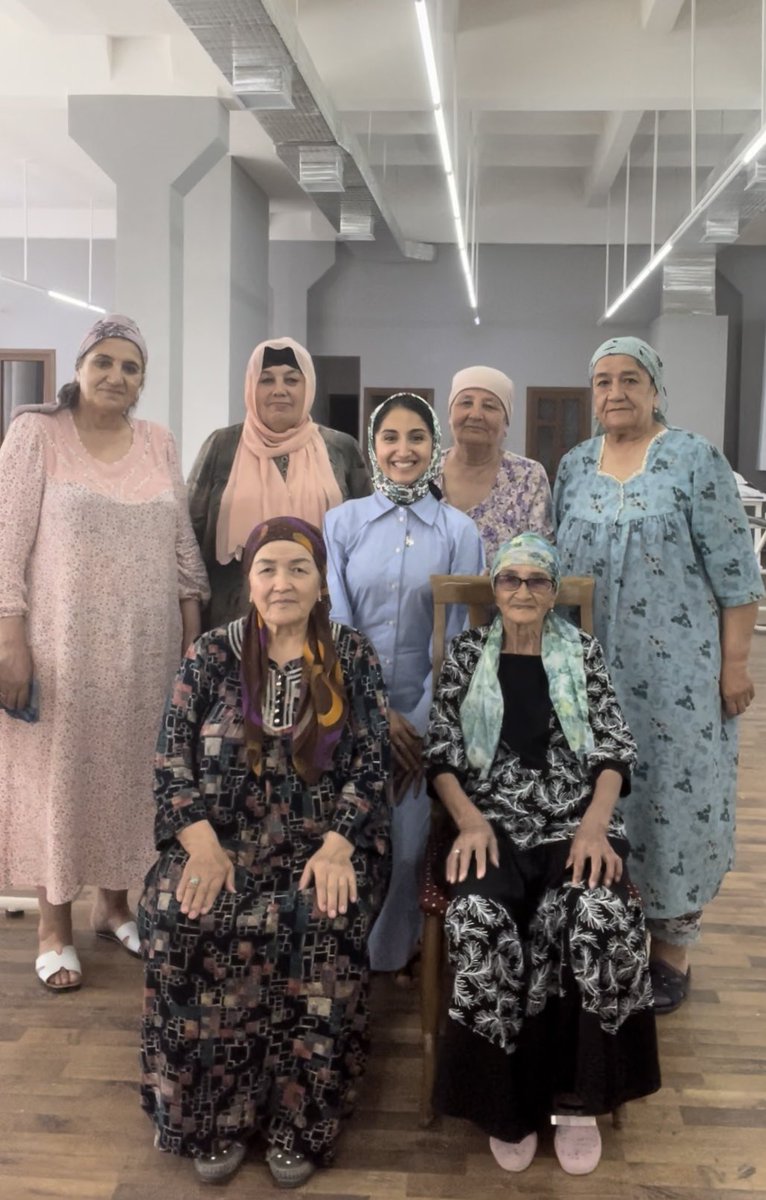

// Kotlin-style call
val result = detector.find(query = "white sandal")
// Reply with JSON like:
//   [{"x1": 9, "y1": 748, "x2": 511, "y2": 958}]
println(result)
[
  {"x1": 35, "y1": 945, "x2": 82, "y2": 992},
  {"x1": 95, "y1": 920, "x2": 141, "y2": 958}
]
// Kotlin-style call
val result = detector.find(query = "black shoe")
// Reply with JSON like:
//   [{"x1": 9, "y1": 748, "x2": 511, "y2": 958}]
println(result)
[{"x1": 649, "y1": 959, "x2": 691, "y2": 1015}]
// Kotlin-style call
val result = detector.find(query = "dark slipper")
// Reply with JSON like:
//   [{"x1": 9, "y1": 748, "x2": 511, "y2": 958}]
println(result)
[{"x1": 649, "y1": 959, "x2": 691, "y2": 1015}]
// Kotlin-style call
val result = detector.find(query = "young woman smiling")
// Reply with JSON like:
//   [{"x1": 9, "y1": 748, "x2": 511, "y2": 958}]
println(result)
[{"x1": 323, "y1": 393, "x2": 484, "y2": 977}]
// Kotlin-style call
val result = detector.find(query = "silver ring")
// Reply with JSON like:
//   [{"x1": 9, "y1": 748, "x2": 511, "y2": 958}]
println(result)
[
  {"x1": 188, "y1": 876, "x2": 201, "y2": 885},
  {"x1": 452, "y1": 849, "x2": 461, "y2": 856}
]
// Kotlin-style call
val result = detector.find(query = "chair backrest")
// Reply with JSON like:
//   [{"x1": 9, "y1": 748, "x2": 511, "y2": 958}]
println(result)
[{"x1": 430, "y1": 573, "x2": 595, "y2": 679}]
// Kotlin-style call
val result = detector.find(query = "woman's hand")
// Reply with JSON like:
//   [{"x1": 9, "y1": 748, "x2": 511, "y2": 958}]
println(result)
[
  {"x1": 720, "y1": 660, "x2": 755, "y2": 717},
  {"x1": 567, "y1": 816, "x2": 623, "y2": 889},
  {"x1": 446, "y1": 815, "x2": 499, "y2": 884},
  {"x1": 0, "y1": 618, "x2": 33, "y2": 711},
  {"x1": 299, "y1": 831, "x2": 357, "y2": 919},
  {"x1": 176, "y1": 820, "x2": 236, "y2": 919},
  {"x1": 389, "y1": 710, "x2": 423, "y2": 776}
]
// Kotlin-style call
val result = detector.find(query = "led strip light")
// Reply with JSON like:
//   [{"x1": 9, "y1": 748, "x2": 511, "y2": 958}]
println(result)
[{"x1": 414, "y1": 0, "x2": 479, "y2": 323}]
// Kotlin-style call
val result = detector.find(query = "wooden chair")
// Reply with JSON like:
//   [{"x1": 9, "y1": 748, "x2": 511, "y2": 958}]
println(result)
[{"x1": 419, "y1": 573, "x2": 596, "y2": 1128}]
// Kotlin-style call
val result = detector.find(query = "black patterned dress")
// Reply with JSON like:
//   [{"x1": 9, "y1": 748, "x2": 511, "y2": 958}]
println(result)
[
  {"x1": 422, "y1": 627, "x2": 660, "y2": 1142},
  {"x1": 138, "y1": 619, "x2": 390, "y2": 1165}
]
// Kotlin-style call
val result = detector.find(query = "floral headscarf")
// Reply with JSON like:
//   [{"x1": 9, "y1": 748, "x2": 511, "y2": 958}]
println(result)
[
  {"x1": 459, "y1": 533, "x2": 594, "y2": 778},
  {"x1": 367, "y1": 392, "x2": 442, "y2": 505},
  {"x1": 240, "y1": 517, "x2": 349, "y2": 784}
]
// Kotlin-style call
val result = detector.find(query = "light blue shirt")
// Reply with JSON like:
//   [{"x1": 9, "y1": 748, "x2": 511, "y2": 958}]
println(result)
[{"x1": 324, "y1": 490, "x2": 484, "y2": 734}]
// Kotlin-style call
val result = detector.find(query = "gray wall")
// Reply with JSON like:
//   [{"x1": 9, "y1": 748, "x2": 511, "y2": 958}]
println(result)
[
  {"x1": 306, "y1": 242, "x2": 659, "y2": 452},
  {"x1": 718, "y1": 246, "x2": 766, "y2": 490},
  {"x1": 0, "y1": 239, "x2": 115, "y2": 391},
  {"x1": 228, "y1": 161, "x2": 269, "y2": 423}
]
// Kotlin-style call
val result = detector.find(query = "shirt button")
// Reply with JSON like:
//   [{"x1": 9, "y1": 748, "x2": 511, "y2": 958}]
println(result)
[{"x1": 395, "y1": 547, "x2": 401, "y2": 554}]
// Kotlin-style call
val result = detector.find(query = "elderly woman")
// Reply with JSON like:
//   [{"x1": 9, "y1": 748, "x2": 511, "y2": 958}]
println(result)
[
  {"x1": 323, "y1": 393, "x2": 483, "y2": 978},
  {"x1": 139, "y1": 517, "x2": 390, "y2": 1188},
  {"x1": 423, "y1": 534, "x2": 660, "y2": 1176},
  {"x1": 554, "y1": 337, "x2": 763, "y2": 1014},
  {"x1": 436, "y1": 365, "x2": 554, "y2": 563},
  {"x1": 0, "y1": 315, "x2": 208, "y2": 992},
  {"x1": 188, "y1": 336, "x2": 371, "y2": 627}
]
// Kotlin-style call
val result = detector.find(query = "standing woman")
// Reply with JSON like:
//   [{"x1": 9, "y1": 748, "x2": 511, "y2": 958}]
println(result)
[
  {"x1": 0, "y1": 315, "x2": 209, "y2": 991},
  {"x1": 554, "y1": 336, "x2": 763, "y2": 1013},
  {"x1": 437, "y1": 366, "x2": 554, "y2": 563},
  {"x1": 188, "y1": 336, "x2": 371, "y2": 627},
  {"x1": 324, "y1": 394, "x2": 484, "y2": 975}
]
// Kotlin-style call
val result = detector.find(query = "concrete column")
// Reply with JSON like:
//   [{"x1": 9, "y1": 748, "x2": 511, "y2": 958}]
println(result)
[
  {"x1": 269, "y1": 241, "x2": 336, "y2": 346},
  {"x1": 68, "y1": 96, "x2": 229, "y2": 438},
  {"x1": 183, "y1": 159, "x2": 269, "y2": 472},
  {"x1": 649, "y1": 313, "x2": 729, "y2": 449}
]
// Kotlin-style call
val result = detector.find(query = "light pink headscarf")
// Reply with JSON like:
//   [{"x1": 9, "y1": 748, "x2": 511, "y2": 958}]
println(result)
[
  {"x1": 447, "y1": 365, "x2": 515, "y2": 423},
  {"x1": 216, "y1": 337, "x2": 343, "y2": 564}
]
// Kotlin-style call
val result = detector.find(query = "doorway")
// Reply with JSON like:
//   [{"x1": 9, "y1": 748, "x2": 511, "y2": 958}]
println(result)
[{"x1": 525, "y1": 386, "x2": 590, "y2": 483}]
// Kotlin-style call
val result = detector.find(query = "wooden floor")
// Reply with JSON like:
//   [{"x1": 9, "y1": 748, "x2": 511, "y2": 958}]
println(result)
[{"x1": 2, "y1": 644, "x2": 766, "y2": 1200}]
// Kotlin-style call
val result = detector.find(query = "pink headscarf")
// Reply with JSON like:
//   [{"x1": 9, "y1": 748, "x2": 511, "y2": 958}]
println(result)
[
  {"x1": 447, "y1": 365, "x2": 514, "y2": 423},
  {"x1": 216, "y1": 337, "x2": 343, "y2": 564}
]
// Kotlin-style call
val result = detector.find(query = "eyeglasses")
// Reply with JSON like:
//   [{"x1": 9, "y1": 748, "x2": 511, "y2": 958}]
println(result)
[{"x1": 494, "y1": 572, "x2": 554, "y2": 595}]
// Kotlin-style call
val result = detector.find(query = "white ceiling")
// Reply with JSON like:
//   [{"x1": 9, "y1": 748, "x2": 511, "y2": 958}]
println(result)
[{"x1": 0, "y1": 0, "x2": 764, "y2": 251}]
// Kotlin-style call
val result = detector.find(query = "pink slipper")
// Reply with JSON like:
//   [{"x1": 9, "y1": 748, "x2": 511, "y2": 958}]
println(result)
[
  {"x1": 489, "y1": 1131, "x2": 537, "y2": 1172},
  {"x1": 553, "y1": 1121, "x2": 602, "y2": 1175}
]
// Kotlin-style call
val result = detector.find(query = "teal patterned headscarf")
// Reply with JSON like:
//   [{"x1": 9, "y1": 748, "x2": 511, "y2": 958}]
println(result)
[
  {"x1": 589, "y1": 336, "x2": 668, "y2": 419},
  {"x1": 368, "y1": 393, "x2": 442, "y2": 505},
  {"x1": 459, "y1": 533, "x2": 595, "y2": 778}
]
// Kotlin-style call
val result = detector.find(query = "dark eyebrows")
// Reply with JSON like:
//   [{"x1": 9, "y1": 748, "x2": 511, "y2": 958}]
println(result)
[{"x1": 253, "y1": 555, "x2": 313, "y2": 567}]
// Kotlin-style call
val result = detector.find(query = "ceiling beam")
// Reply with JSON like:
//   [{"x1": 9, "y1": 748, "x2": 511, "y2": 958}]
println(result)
[
  {"x1": 640, "y1": 0, "x2": 686, "y2": 34},
  {"x1": 584, "y1": 110, "x2": 643, "y2": 204}
]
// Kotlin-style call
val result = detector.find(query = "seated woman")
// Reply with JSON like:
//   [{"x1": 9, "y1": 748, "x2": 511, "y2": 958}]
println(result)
[
  {"x1": 139, "y1": 518, "x2": 390, "y2": 1188},
  {"x1": 187, "y1": 336, "x2": 372, "y2": 626},
  {"x1": 423, "y1": 534, "x2": 660, "y2": 1177}
]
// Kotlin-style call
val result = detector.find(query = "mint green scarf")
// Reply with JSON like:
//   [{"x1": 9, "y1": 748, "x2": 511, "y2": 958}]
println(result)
[{"x1": 459, "y1": 534, "x2": 594, "y2": 778}]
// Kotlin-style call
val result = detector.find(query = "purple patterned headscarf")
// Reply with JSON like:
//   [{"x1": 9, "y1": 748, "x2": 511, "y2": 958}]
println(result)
[
  {"x1": 240, "y1": 517, "x2": 349, "y2": 785},
  {"x1": 77, "y1": 314, "x2": 148, "y2": 367}
]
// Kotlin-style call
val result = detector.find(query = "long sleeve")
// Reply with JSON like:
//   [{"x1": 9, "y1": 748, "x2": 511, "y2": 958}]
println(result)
[
  {"x1": 0, "y1": 415, "x2": 46, "y2": 618},
  {"x1": 186, "y1": 429, "x2": 218, "y2": 551},
  {"x1": 329, "y1": 629, "x2": 391, "y2": 851},
  {"x1": 689, "y1": 438, "x2": 764, "y2": 608},
  {"x1": 525, "y1": 460, "x2": 555, "y2": 542},
  {"x1": 323, "y1": 507, "x2": 356, "y2": 627},
  {"x1": 581, "y1": 633, "x2": 637, "y2": 789},
  {"x1": 552, "y1": 450, "x2": 571, "y2": 531},
  {"x1": 166, "y1": 432, "x2": 210, "y2": 604},
  {"x1": 345, "y1": 439, "x2": 374, "y2": 500},
  {"x1": 153, "y1": 635, "x2": 219, "y2": 848},
  {"x1": 422, "y1": 631, "x2": 477, "y2": 782}
]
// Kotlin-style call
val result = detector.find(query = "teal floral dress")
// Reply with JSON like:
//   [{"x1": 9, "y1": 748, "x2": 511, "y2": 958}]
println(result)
[{"x1": 554, "y1": 428, "x2": 763, "y2": 920}]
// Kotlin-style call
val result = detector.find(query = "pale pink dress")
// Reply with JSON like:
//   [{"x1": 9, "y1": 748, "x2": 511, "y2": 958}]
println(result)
[{"x1": 0, "y1": 410, "x2": 210, "y2": 904}]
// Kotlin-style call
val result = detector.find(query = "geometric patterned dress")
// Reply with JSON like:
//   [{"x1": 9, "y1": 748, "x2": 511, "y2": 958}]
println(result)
[
  {"x1": 139, "y1": 618, "x2": 390, "y2": 1166},
  {"x1": 422, "y1": 627, "x2": 661, "y2": 1142}
]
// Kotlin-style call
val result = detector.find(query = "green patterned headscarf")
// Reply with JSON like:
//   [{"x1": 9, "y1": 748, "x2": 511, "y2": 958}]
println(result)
[{"x1": 459, "y1": 533, "x2": 595, "y2": 778}]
